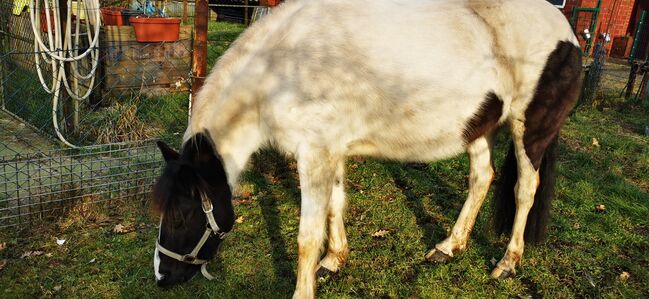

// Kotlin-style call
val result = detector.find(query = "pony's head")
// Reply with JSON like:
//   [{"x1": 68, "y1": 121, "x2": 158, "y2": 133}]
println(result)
[{"x1": 152, "y1": 133, "x2": 235, "y2": 288}]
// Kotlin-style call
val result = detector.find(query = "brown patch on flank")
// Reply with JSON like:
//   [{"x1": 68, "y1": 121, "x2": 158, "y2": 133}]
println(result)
[
  {"x1": 524, "y1": 41, "x2": 582, "y2": 169},
  {"x1": 463, "y1": 92, "x2": 503, "y2": 143}
]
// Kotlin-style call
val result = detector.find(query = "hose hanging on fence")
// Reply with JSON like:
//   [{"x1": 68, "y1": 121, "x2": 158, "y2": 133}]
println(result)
[{"x1": 28, "y1": 0, "x2": 102, "y2": 148}]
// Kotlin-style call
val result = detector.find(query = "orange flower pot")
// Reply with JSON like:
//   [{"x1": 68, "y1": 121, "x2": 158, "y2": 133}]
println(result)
[
  {"x1": 40, "y1": 10, "x2": 76, "y2": 32},
  {"x1": 101, "y1": 7, "x2": 139, "y2": 26},
  {"x1": 129, "y1": 17, "x2": 181, "y2": 42},
  {"x1": 40, "y1": 9, "x2": 54, "y2": 32},
  {"x1": 260, "y1": 0, "x2": 280, "y2": 7}
]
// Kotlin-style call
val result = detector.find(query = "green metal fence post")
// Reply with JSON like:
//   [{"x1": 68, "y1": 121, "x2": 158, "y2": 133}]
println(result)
[
  {"x1": 0, "y1": 2, "x2": 7, "y2": 110},
  {"x1": 629, "y1": 10, "x2": 647, "y2": 64}
]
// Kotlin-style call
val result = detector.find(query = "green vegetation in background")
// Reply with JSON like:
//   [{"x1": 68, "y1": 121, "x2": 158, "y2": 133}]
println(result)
[{"x1": 0, "y1": 104, "x2": 647, "y2": 298}]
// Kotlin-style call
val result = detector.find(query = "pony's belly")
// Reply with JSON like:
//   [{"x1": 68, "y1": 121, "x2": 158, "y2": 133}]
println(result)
[{"x1": 345, "y1": 135, "x2": 465, "y2": 162}]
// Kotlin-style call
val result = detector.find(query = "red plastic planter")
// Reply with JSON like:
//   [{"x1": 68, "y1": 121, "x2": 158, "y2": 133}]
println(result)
[
  {"x1": 101, "y1": 7, "x2": 128, "y2": 26},
  {"x1": 129, "y1": 17, "x2": 181, "y2": 42},
  {"x1": 261, "y1": 0, "x2": 281, "y2": 7},
  {"x1": 40, "y1": 10, "x2": 76, "y2": 32},
  {"x1": 40, "y1": 10, "x2": 54, "y2": 32}
]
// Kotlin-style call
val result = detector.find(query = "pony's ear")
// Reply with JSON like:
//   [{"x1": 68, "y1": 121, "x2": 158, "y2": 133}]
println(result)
[
  {"x1": 157, "y1": 141, "x2": 180, "y2": 162},
  {"x1": 181, "y1": 132, "x2": 218, "y2": 165}
]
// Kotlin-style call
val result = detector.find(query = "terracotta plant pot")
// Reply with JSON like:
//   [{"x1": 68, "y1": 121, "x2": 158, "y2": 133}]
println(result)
[
  {"x1": 101, "y1": 7, "x2": 140, "y2": 26},
  {"x1": 129, "y1": 17, "x2": 181, "y2": 42},
  {"x1": 40, "y1": 9, "x2": 54, "y2": 32},
  {"x1": 40, "y1": 10, "x2": 77, "y2": 32},
  {"x1": 260, "y1": 0, "x2": 280, "y2": 7}
]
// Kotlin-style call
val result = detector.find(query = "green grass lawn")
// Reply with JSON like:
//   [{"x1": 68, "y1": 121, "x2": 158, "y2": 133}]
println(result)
[
  {"x1": 2, "y1": 19, "x2": 649, "y2": 299},
  {"x1": 0, "y1": 104, "x2": 647, "y2": 298}
]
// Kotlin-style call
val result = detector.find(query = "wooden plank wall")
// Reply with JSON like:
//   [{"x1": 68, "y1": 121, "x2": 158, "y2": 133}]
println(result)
[{"x1": 99, "y1": 25, "x2": 192, "y2": 97}]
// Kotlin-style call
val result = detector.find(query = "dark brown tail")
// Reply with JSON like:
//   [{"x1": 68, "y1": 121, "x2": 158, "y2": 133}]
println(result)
[{"x1": 493, "y1": 137, "x2": 558, "y2": 244}]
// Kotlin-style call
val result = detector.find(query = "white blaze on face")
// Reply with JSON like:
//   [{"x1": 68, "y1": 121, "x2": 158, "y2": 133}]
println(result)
[{"x1": 154, "y1": 219, "x2": 164, "y2": 281}]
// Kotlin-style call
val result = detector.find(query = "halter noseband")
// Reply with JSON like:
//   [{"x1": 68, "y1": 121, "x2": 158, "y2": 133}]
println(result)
[{"x1": 156, "y1": 191, "x2": 227, "y2": 280}]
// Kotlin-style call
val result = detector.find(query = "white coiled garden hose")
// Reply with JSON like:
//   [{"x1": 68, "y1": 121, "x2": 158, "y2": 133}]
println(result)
[{"x1": 29, "y1": 0, "x2": 102, "y2": 148}]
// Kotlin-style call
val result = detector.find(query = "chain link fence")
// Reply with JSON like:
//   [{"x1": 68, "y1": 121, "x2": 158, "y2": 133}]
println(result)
[
  {"x1": 0, "y1": 1, "x2": 191, "y2": 230},
  {"x1": 0, "y1": 0, "x2": 275, "y2": 231}
]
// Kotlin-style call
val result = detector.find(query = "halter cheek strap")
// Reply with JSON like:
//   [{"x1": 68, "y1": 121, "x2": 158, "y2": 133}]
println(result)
[{"x1": 156, "y1": 191, "x2": 228, "y2": 280}]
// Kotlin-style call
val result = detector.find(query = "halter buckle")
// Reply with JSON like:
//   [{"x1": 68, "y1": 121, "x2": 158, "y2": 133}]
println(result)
[
  {"x1": 201, "y1": 198, "x2": 213, "y2": 213},
  {"x1": 215, "y1": 230, "x2": 227, "y2": 239},
  {"x1": 181, "y1": 255, "x2": 197, "y2": 263}
]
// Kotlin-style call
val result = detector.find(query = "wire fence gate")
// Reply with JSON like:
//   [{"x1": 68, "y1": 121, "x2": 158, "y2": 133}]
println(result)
[
  {"x1": 0, "y1": 0, "x2": 274, "y2": 231},
  {"x1": 575, "y1": 5, "x2": 649, "y2": 108},
  {"x1": 1, "y1": 1, "x2": 647, "y2": 231}
]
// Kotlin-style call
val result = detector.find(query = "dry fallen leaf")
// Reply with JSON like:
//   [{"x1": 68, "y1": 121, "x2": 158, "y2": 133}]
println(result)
[
  {"x1": 233, "y1": 198, "x2": 252, "y2": 206},
  {"x1": 0, "y1": 242, "x2": 6, "y2": 251},
  {"x1": 113, "y1": 224, "x2": 126, "y2": 233},
  {"x1": 238, "y1": 190, "x2": 253, "y2": 198},
  {"x1": 235, "y1": 216, "x2": 244, "y2": 224},
  {"x1": 592, "y1": 137, "x2": 600, "y2": 148},
  {"x1": 53, "y1": 285, "x2": 62, "y2": 292},
  {"x1": 0, "y1": 259, "x2": 7, "y2": 271},
  {"x1": 20, "y1": 251, "x2": 44, "y2": 259},
  {"x1": 596, "y1": 204, "x2": 607, "y2": 213},
  {"x1": 619, "y1": 271, "x2": 630, "y2": 281},
  {"x1": 371, "y1": 229, "x2": 390, "y2": 238},
  {"x1": 490, "y1": 257, "x2": 498, "y2": 266},
  {"x1": 113, "y1": 224, "x2": 132, "y2": 234}
]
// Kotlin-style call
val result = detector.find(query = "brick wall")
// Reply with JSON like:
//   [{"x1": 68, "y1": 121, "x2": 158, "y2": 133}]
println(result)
[{"x1": 560, "y1": 0, "x2": 638, "y2": 56}]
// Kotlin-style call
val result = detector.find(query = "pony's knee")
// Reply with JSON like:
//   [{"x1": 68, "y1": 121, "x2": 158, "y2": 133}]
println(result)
[{"x1": 474, "y1": 167, "x2": 495, "y2": 187}]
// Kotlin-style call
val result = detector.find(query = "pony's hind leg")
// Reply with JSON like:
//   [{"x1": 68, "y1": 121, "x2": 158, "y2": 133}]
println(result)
[
  {"x1": 426, "y1": 136, "x2": 494, "y2": 262},
  {"x1": 491, "y1": 121, "x2": 539, "y2": 279},
  {"x1": 317, "y1": 159, "x2": 349, "y2": 277},
  {"x1": 491, "y1": 40, "x2": 581, "y2": 279},
  {"x1": 293, "y1": 146, "x2": 340, "y2": 299}
]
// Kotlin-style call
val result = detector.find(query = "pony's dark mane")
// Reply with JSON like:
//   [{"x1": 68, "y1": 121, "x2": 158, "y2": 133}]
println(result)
[{"x1": 152, "y1": 161, "x2": 190, "y2": 230}]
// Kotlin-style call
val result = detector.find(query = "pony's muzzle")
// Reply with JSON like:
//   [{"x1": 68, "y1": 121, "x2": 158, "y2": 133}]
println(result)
[{"x1": 156, "y1": 268, "x2": 199, "y2": 288}]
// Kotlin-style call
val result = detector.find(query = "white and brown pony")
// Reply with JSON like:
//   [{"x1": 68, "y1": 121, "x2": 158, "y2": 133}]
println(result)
[{"x1": 152, "y1": 0, "x2": 582, "y2": 297}]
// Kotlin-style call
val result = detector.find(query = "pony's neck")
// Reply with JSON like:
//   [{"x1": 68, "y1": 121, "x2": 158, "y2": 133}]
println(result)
[
  {"x1": 185, "y1": 86, "x2": 266, "y2": 191},
  {"x1": 215, "y1": 128, "x2": 264, "y2": 191}
]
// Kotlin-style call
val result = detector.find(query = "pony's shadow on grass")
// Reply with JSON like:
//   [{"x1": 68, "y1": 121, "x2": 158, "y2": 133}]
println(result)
[
  {"x1": 245, "y1": 149, "x2": 301, "y2": 294},
  {"x1": 383, "y1": 159, "x2": 506, "y2": 277},
  {"x1": 384, "y1": 161, "x2": 466, "y2": 250}
]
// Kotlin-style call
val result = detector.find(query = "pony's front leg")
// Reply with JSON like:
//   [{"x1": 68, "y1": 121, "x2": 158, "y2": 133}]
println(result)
[
  {"x1": 427, "y1": 137, "x2": 494, "y2": 262},
  {"x1": 293, "y1": 148, "x2": 339, "y2": 299}
]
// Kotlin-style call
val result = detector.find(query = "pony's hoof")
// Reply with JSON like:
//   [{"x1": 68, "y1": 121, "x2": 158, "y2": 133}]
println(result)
[
  {"x1": 490, "y1": 265, "x2": 515, "y2": 279},
  {"x1": 316, "y1": 266, "x2": 335, "y2": 279},
  {"x1": 425, "y1": 248, "x2": 452, "y2": 263}
]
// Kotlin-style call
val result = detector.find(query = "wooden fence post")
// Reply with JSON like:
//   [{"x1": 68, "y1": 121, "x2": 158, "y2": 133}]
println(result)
[
  {"x1": 192, "y1": 0, "x2": 209, "y2": 111},
  {"x1": 59, "y1": 0, "x2": 78, "y2": 133},
  {"x1": 183, "y1": 0, "x2": 188, "y2": 23}
]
